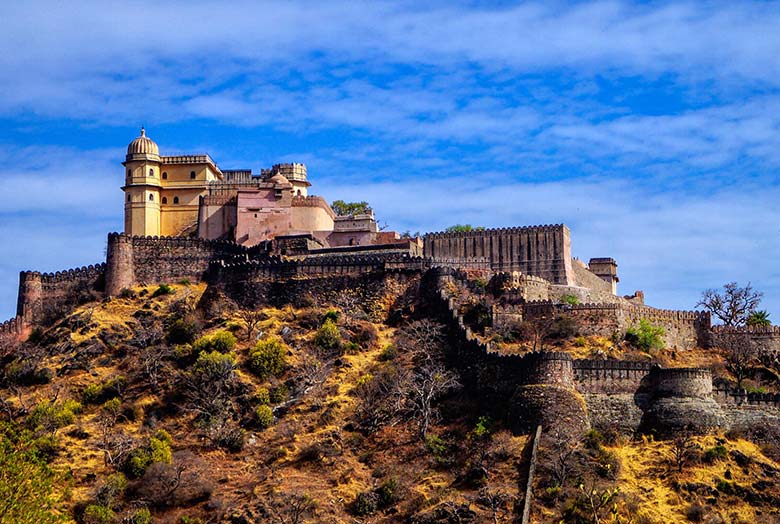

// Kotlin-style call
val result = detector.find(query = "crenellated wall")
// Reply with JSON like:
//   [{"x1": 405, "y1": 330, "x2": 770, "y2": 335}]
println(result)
[
  {"x1": 17, "y1": 263, "x2": 106, "y2": 324},
  {"x1": 0, "y1": 316, "x2": 24, "y2": 336},
  {"x1": 710, "y1": 325, "x2": 780, "y2": 353},
  {"x1": 424, "y1": 225, "x2": 575, "y2": 284}
]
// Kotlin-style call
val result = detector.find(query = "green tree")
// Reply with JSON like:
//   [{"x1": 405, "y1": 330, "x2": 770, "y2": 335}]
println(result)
[
  {"x1": 747, "y1": 310, "x2": 771, "y2": 327},
  {"x1": 331, "y1": 200, "x2": 371, "y2": 216},
  {"x1": 444, "y1": 224, "x2": 485, "y2": 233},
  {"x1": 0, "y1": 425, "x2": 64, "y2": 524},
  {"x1": 624, "y1": 319, "x2": 665, "y2": 352},
  {"x1": 248, "y1": 338, "x2": 288, "y2": 379}
]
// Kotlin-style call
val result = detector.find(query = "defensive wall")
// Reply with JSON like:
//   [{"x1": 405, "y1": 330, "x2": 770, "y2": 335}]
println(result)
[
  {"x1": 17, "y1": 263, "x2": 106, "y2": 324},
  {"x1": 424, "y1": 225, "x2": 575, "y2": 285},
  {"x1": 506, "y1": 300, "x2": 711, "y2": 350},
  {"x1": 711, "y1": 325, "x2": 780, "y2": 353},
  {"x1": 430, "y1": 268, "x2": 780, "y2": 437}
]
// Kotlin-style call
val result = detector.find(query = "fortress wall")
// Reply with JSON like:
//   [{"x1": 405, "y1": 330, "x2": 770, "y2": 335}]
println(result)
[
  {"x1": 573, "y1": 359, "x2": 653, "y2": 394},
  {"x1": 17, "y1": 263, "x2": 106, "y2": 324},
  {"x1": 105, "y1": 233, "x2": 250, "y2": 295},
  {"x1": 571, "y1": 260, "x2": 613, "y2": 294},
  {"x1": 0, "y1": 316, "x2": 24, "y2": 336},
  {"x1": 710, "y1": 325, "x2": 780, "y2": 353},
  {"x1": 424, "y1": 225, "x2": 574, "y2": 285}
]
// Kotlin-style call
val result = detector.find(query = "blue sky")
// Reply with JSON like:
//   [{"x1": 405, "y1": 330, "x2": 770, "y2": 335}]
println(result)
[{"x1": 1, "y1": 1, "x2": 779, "y2": 321}]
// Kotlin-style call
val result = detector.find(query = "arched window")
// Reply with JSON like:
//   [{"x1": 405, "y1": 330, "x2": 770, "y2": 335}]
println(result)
[
  {"x1": 149, "y1": 194, "x2": 154, "y2": 201},
  {"x1": 162, "y1": 172, "x2": 168, "y2": 180},
  {"x1": 173, "y1": 196, "x2": 179, "y2": 204},
  {"x1": 149, "y1": 168, "x2": 154, "y2": 177},
  {"x1": 190, "y1": 171, "x2": 196, "y2": 179},
  {"x1": 162, "y1": 197, "x2": 168, "y2": 204}
]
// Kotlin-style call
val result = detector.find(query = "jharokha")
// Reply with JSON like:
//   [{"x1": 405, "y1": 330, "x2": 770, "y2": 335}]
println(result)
[{"x1": 4, "y1": 128, "x2": 780, "y2": 438}]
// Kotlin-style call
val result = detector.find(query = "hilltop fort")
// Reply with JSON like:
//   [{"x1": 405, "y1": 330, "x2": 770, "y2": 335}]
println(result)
[{"x1": 3, "y1": 129, "x2": 779, "y2": 440}]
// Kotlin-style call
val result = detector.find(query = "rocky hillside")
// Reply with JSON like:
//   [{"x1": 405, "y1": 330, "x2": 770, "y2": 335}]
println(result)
[{"x1": 1, "y1": 282, "x2": 779, "y2": 524}]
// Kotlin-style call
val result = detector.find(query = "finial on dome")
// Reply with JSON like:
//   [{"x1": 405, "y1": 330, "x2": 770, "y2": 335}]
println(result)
[{"x1": 140, "y1": 127, "x2": 146, "y2": 137}]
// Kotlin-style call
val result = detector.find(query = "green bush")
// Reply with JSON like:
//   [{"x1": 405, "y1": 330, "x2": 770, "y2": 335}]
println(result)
[
  {"x1": 377, "y1": 477, "x2": 400, "y2": 508},
  {"x1": 342, "y1": 341, "x2": 361, "y2": 354},
  {"x1": 255, "y1": 387, "x2": 271, "y2": 405},
  {"x1": 131, "y1": 508, "x2": 152, "y2": 524},
  {"x1": 314, "y1": 319, "x2": 341, "y2": 352},
  {"x1": 561, "y1": 294, "x2": 581, "y2": 306},
  {"x1": 192, "y1": 330, "x2": 237, "y2": 354},
  {"x1": 94, "y1": 472, "x2": 127, "y2": 508},
  {"x1": 378, "y1": 344, "x2": 398, "y2": 361},
  {"x1": 166, "y1": 318, "x2": 200, "y2": 345},
  {"x1": 270, "y1": 384, "x2": 290, "y2": 404},
  {"x1": 625, "y1": 319, "x2": 665, "y2": 352},
  {"x1": 151, "y1": 284, "x2": 174, "y2": 297},
  {"x1": 703, "y1": 444, "x2": 728, "y2": 463},
  {"x1": 82, "y1": 377, "x2": 125, "y2": 404},
  {"x1": 584, "y1": 429, "x2": 604, "y2": 450},
  {"x1": 124, "y1": 433, "x2": 173, "y2": 478},
  {"x1": 573, "y1": 336, "x2": 587, "y2": 348},
  {"x1": 83, "y1": 504, "x2": 115, "y2": 524},
  {"x1": 322, "y1": 309, "x2": 340, "y2": 324},
  {"x1": 192, "y1": 351, "x2": 237, "y2": 382},
  {"x1": 149, "y1": 435, "x2": 172, "y2": 464},
  {"x1": 27, "y1": 399, "x2": 82, "y2": 435},
  {"x1": 5, "y1": 359, "x2": 52, "y2": 386},
  {"x1": 178, "y1": 278, "x2": 192, "y2": 286},
  {"x1": 255, "y1": 405, "x2": 274, "y2": 429},
  {"x1": 352, "y1": 491, "x2": 379, "y2": 516},
  {"x1": 248, "y1": 337, "x2": 287, "y2": 379},
  {"x1": 118, "y1": 288, "x2": 136, "y2": 299}
]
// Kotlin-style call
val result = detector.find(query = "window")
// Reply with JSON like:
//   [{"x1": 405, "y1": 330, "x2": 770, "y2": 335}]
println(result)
[
  {"x1": 190, "y1": 171, "x2": 196, "y2": 179},
  {"x1": 127, "y1": 169, "x2": 131, "y2": 177},
  {"x1": 149, "y1": 194, "x2": 154, "y2": 201},
  {"x1": 162, "y1": 171, "x2": 167, "y2": 179},
  {"x1": 162, "y1": 197, "x2": 168, "y2": 204},
  {"x1": 173, "y1": 196, "x2": 179, "y2": 204},
  {"x1": 149, "y1": 168, "x2": 154, "y2": 177},
  {"x1": 127, "y1": 194, "x2": 131, "y2": 202}
]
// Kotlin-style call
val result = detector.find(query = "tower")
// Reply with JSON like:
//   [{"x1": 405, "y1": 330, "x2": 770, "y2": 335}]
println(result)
[{"x1": 123, "y1": 128, "x2": 162, "y2": 236}]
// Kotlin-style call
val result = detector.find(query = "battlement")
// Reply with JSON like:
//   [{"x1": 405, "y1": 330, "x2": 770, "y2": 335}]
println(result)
[
  {"x1": 424, "y1": 224, "x2": 567, "y2": 239},
  {"x1": 291, "y1": 195, "x2": 336, "y2": 218},
  {"x1": 653, "y1": 367, "x2": 712, "y2": 398},
  {"x1": 714, "y1": 388, "x2": 780, "y2": 408},
  {"x1": 0, "y1": 316, "x2": 24, "y2": 336},
  {"x1": 26, "y1": 263, "x2": 107, "y2": 284},
  {"x1": 711, "y1": 325, "x2": 780, "y2": 336},
  {"x1": 160, "y1": 154, "x2": 218, "y2": 167},
  {"x1": 107, "y1": 232, "x2": 250, "y2": 251}
]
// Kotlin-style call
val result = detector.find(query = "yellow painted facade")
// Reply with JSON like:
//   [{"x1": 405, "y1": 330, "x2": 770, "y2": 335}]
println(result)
[{"x1": 122, "y1": 129, "x2": 223, "y2": 237}]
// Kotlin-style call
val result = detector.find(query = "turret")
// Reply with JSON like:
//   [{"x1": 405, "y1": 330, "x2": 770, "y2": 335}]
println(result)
[
  {"x1": 122, "y1": 128, "x2": 162, "y2": 236},
  {"x1": 588, "y1": 257, "x2": 619, "y2": 294}
]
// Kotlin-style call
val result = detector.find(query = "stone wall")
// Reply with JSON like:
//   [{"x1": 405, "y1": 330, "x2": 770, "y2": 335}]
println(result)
[
  {"x1": 424, "y1": 225, "x2": 575, "y2": 285},
  {"x1": 105, "y1": 233, "x2": 251, "y2": 295},
  {"x1": 0, "y1": 316, "x2": 24, "y2": 336},
  {"x1": 517, "y1": 301, "x2": 710, "y2": 350},
  {"x1": 17, "y1": 263, "x2": 106, "y2": 324},
  {"x1": 710, "y1": 325, "x2": 780, "y2": 353}
]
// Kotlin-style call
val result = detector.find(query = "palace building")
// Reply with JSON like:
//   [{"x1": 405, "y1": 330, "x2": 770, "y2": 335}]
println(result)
[{"x1": 122, "y1": 128, "x2": 407, "y2": 250}]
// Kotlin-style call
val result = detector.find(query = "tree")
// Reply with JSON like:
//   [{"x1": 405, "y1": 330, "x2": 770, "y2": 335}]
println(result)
[
  {"x1": 237, "y1": 309, "x2": 267, "y2": 341},
  {"x1": 408, "y1": 363, "x2": 459, "y2": 439},
  {"x1": 267, "y1": 491, "x2": 316, "y2": 524},
  {"x1": 331, "y1": 200, "x2": 371, "y2": 217},
  {"x1": 747, "y1": 310, "x2": 772, "y2": 327},
  {"x1": 542, "y1": 428, "x2": 580, "y2": 488},
  {"x1": 697, "y1": 282, "x2": 763, "y2": 327},
  {"x1": 445, "y1": 224, "x2": 485, "y2": 233},
  {"x1": 670, "y1": 431, "x2": 698, "y2": 473},
  {"x1": 718, "y1": 333, "x2": 757, "y2": 388}
]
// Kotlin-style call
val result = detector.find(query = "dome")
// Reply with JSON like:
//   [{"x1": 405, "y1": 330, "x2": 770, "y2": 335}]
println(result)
[
  {"x1": 126, "y1": 127, "x2": 159, "y2": 158},
  {"x1": 269, "y1": 173, "x2": 291, "y2": 186}
]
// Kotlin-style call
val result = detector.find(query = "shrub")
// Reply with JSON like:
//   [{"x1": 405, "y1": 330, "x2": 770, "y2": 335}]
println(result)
[
  {"x1": 210, "y1": 423, "x2": 246, "y2": 452},
  {"x1": 625, "y1": 319, "x2": 665, "y2": 352},
  {"x1": 130, "y1": 508, "x2": 152, "y2": 524},
  {"x1": 595, "y1": 448, "x2": 621, "y2": 479},
  {"x1": 377, "y1": 477, "x2": 400, "y2": 508},
  {"x1": 270, "y1": 384, "x2": 290, "y2": 404},
  {"x1": 152, "y1": 284, "x2": 174, "y2": 298},
  {"x1": 192, "y1": 330, "x2": 237, "y2": 354},
  {"x1": 248, "y1": 338, "x2": 287, "y2": 379},
  {"x1": 342, "y1": 342, "x2": 361, "y2": 354},
  {"x1": 378, "y1": 344, "x2": 398, "y2": 361},
  {"x1": 584, "y1": 429, "x2": 604, "y2": 450},
  {"x1": 573, "y1": 336, "x2": 587, "y2": 348},
  {"x1": 178, "y1": 278, "x2": 191, "y2": 286},
  {"x1": 255, "y1": 387, "x2": 271, "y2": 405},
  {"x1": 425, "y1": 434, "x2": 450, "y2": 466},
  {"x1": 83, "y1": 504, "x2": 115, "y2": 524},
  {"x1": 256, "y1": 405, "x2": 274, "y2": 429},
  {"x1": 322, "y1": 309, "x2": 340, "y2": 324},
  {"x1": 5, "y1": 359, "x2": 52, "y2": 386},
  {"x1": 352, "y1": 491, "x2": 379, "y2": 516},
  {"x1": 124, "y1": 433, "x2": 173, "y2": 478},
  {"x1": 561, "y1": 294, "x2": 580, "y2": 306},
  {"x1": 27, "y1": 399, "x2": 82, "y2": 435},
  {"x1": 314, "y1": 319, "x2": 341, "y2": 352},
  {"x1": 82, "y1": 377, "x2": 125, "y2": 404},
  {"x1": 703, "y1": 444, "x2": 728, "y2": 463},
  {"x1": 119, "y1": 288, "x2": 136, "y2": 299},
  {"x1": 94, "y1": 472, "x2": 127, "y2": 508},
  {"x1": 548, "y1": 314, "x2": 579, "y2": 339},
  {"x1": 166, "y1": 317, "x2": 200, "y2": 345}
]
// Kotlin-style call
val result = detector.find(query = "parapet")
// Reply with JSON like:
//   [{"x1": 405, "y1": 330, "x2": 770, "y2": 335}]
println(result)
[
  {"x1": 424, "y1": 223, "x2": 568, "y2": 239},
  {"x1": 653, "y1": 368, "x2": 712, "y2": 398}
]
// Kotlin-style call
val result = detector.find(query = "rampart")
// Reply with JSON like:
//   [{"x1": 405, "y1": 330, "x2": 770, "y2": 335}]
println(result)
[
  {"x1": 710, "y1": 325, "x2": 780, "y2": 352},
  {"x1": 424, "y1": 225, "x2": 575, "y2": 285},
  {"x1": 0, "y1": 316, "x2": 24, "y2": 336},
  {"x1": 17, "y1": 263, "x2": 106, "y2": 324},
  {"x1": 516, "y1": 300, "x2": 710, "y2": 350},
  {"x1": 105, "y1": 233, "x2": 251, "y2": 295}
]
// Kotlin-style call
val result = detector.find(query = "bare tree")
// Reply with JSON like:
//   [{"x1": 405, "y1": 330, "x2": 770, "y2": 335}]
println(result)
[
  {"x1": 578, "y1": 480, "x2": 620, "y2": 524},
  {"x1": 395, "y1": 319, "x2": 445, "y2": 364},
  {"x1": 697, "y1": 282, "x2": 763, "y2": 327},
  {"x1": 267, "y1": 491, "x2": 316, "y2": 524},
  {"x1": 542, "y1": 428, "x2": 580, "y2": 488},
  {"x1": 477, "y1": 488, "x2": 511, "y2": 524},
  {"x1": 141, "y1": 345, "x2": 171, "y2": 392},
  {"x1": 718, "y1": 333, "x2": 757, "y2": 388},
  {"x1": 236, "y1": 309, "x2": 267, "y2": 341},
  {"x1": 670, "y1": 431, "x2": 698, "y2": 473},
  {"x1": 408, "y1": 362, "x2": 460, "y2": 439}
]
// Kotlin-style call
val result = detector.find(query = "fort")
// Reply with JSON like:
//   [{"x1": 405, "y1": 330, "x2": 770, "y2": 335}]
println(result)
[{"x1": 3, "y1": 129, "x2": 779, "y2": 441}]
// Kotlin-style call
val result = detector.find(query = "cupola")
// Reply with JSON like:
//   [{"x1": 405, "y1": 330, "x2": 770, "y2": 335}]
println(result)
[{"x1": 126, "y1": 127, "x2": 160, "y2": 161}]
